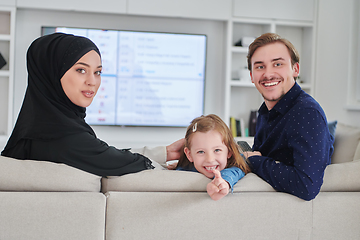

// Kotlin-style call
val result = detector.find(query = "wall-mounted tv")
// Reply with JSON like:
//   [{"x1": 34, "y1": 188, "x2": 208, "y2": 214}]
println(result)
[{"x1": 42, "y1": 26, "x2": 207, "y2": 127}]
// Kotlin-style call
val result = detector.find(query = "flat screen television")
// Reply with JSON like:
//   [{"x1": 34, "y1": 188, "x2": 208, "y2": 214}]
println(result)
[{"x1": 42, "y1": 26, "x2": 207, "y2": 127}]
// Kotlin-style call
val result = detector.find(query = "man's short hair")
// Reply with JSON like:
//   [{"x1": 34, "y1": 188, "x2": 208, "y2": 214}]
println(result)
[{"x1": 247, "y1": 33, "x2": 300, "y2": 73}]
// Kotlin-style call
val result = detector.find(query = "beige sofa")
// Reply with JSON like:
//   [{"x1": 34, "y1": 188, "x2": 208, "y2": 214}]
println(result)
[{"x1": 1, "y1": 122, "x2": 360, "y2": 240}]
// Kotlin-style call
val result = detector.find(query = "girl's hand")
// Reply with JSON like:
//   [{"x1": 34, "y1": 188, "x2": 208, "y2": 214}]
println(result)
[{"x1": 206, "y1": 169, "x2": 230, "y2": 201}]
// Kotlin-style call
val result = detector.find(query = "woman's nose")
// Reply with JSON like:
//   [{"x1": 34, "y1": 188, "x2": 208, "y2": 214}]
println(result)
[{"x1": 86, "y1": 75, "x2": 96, "y2": 86}]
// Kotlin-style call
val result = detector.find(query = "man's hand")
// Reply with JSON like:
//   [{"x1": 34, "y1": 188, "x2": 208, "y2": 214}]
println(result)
[
  {"x1": 207, "y1": 169, "x2": 230, "y2": 201},
  {"x1": 166, "y1": 138, "x2": 185, "y2": 161},
  {"x1": 244, "y1": 151, "x2": 261, "y2": 158}
]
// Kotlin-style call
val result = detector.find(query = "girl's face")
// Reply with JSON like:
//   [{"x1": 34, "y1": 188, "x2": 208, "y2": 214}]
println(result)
[
  {"x1": 184, "y1": 129, "x2": 231, "y2": 178},
  {"x1": 60, "y1": 50, "x2": 102, "y2": 108}
]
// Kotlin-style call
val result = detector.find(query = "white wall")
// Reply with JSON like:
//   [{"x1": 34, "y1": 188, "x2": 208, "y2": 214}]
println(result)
[
  {"x1": 315, "y1": 0, "x2": 360, "y2": 127},
  {"x1": 8, "y1": 0, "x2": 360, "y2": 152},
  {"x1": 13, "y1": 9, "x2": 226, "y2": 148}
]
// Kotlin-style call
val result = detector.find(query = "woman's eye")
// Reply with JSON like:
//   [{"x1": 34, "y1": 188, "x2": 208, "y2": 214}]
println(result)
[
  {"x1": 77, "y1": 69, "x2": 86, "y2": 74},
  {"x1": 95, "y1": 71, "x2": 102, "y2": 76}
]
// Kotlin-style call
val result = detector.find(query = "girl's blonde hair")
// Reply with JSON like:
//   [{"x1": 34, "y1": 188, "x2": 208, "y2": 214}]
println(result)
[{"x1": 177, "y1": 114, "x2": 251, "y2": 174}]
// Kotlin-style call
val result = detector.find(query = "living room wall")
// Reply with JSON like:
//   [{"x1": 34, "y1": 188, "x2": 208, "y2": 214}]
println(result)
[
  {"x1": 315, "y1": 0, "x2": 360, "y2": 128},
  {"x1": 13, "y1": 9, "x2": 226, "y2": 148},
  {"x1": 6, "y1": 0, "x2": 360, "y2": 151}
]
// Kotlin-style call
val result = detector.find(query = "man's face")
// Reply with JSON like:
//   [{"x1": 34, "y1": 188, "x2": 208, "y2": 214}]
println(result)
[{"x1": 250, "y1": 42, "x2": 299, "y2": 110}]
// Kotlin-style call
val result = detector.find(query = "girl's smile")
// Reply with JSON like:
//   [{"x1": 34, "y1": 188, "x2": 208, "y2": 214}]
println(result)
[{"x1": 184, "y1": 129, "x2": 231, "y2": 178}]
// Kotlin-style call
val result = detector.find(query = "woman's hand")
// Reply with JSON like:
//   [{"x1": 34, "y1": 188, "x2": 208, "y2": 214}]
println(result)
[
  {"x1": 166, "y1": 138, "x2": 185, "y2": 161},
  {"x1": 207, "y1": 169, "x2": 230, "y2": 201}
]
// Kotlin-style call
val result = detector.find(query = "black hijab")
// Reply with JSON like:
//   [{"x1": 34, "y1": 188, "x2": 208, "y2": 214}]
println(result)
[{"x1": 2, "y1": 33, "x2": 101, "y2": 155}]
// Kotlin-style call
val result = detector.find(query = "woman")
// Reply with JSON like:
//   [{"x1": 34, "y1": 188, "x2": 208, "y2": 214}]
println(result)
[{"x1": 1, "y1": 33, "x2": 183, "y2": 176}]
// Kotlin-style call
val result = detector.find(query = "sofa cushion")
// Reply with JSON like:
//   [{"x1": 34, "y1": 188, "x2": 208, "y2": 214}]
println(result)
[
  {"x1": 320, "y1": 159, "x2": 360, "y2": 192},
  {"x1": 102, "y1": 170, "x2": 275, "y2": 193},
  {"x1": 354, "y1": 142, "x2": 360, "y2": 160},
  {"x1": 327, "y1": 120, "x2": 337, "y2": 138},
  {"x1": 312, "y1": 192, "x2": 360, "y2": 240},
  {"x1": 233, "y1": 172, "x2": 275, "y2": 192},
  {"x1": 0, "y1": 192, "x2": 106, "y2": 240},
  {"x1": 102, "y1": 169, "x2": 209, "y2": 193},
  {"x1": 0, "y1": 156, "x2": 101, "y2": 192},
  {"x1": 105, "y1": 191, "x2": 312, "y2": 240},
  {"x1": 331, "y1": 123, "x2": 360, "y2": 163}
]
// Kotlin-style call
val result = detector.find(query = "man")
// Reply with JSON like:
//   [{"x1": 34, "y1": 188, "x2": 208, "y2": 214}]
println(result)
[{"x1": 245, "y1": 33, "x2": 334, "y2": 201}]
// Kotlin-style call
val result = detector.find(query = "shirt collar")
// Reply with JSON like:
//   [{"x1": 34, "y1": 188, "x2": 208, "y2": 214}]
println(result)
[{"x1": 259, "y1": 82, "x2": 302, "y2": 116}]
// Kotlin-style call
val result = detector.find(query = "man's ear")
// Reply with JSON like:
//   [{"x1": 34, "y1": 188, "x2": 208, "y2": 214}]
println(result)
[
  {"x1": 250, "y1": 71, "x2": 254, "y2": 83},
  {"x1": 184, "y1": 147, "x2": 193, "y2": 162},
  {"x1": 292, "y1": 62, "x2": 300, "y2": 77}
]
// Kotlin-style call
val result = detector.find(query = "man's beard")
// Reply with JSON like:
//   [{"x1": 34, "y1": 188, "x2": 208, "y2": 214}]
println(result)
[
  {"x1": 259, "y1": 76, "x2": 285, "y2": 102},
  {"x1": 262, "y1": 92, "x2": 285, "y2": 102}
]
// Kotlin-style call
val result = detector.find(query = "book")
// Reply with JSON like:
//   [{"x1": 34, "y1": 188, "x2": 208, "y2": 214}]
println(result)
[
  {"x1": 230, "y1": 117, "x2": 246, "y2": 137},
  {"x1": 239, "y1": 118, "x2": 246, "y2": 137},
  {"x1": 236, "y1": 119, "x2": 242, "y2": 137},
  {"x1": 230, "y1": 117, "x2": 237, "y2": 137}
]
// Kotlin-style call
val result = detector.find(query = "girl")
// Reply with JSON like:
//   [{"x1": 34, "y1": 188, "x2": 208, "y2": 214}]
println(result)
[
  {"x1": 176, "y1": 114, "x2": 251, "y2": 200},
  {"x1": 1, "y1": 33, "x2": 183, "y2": 176}
]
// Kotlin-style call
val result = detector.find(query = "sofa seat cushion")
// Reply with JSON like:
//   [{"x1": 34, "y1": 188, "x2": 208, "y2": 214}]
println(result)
[
  {"x1": 0, "y1": 156, "x2": 101, "y2": 192},
  {"x1": 102, "y1": 170, "x2": 275, "y2": 193}
]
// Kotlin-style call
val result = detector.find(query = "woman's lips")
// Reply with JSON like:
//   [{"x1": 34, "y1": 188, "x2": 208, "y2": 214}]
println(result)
[{"x1": 82, "y1": 90, "x2": 94, "y2": 98}]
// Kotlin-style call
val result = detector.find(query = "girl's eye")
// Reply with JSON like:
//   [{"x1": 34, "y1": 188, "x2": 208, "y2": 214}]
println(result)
[
  {"x1": 197, "y1": 150, "x2": 204, "y2": 154},
  {"x1": 214, "y1": 149, "x2": 221, "y2": 153}
]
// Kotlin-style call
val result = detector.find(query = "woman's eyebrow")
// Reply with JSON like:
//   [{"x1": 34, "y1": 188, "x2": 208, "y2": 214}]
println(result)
[{"x1": 76, "y1": 62, "x2": 102, "y2": 68}]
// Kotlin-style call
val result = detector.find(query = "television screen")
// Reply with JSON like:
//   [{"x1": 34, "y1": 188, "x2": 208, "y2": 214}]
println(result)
[{"x1": 42, "y1": 27, "x2": 207, "y2": 127}]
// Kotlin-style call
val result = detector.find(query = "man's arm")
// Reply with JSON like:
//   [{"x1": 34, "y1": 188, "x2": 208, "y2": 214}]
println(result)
[{"x1": 248, "y1": 111, "x2": 333, "y2": 201}]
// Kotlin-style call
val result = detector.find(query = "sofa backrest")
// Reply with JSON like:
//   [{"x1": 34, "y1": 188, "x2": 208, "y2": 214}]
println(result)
[
  {"x1": 331, "y1": 123, "x2": 360, "y2": 164},
  {"x1": 0, "y1": 156, "x2": 101, "y2": 192},
  {"x1": 102, "y1": 169, "x2": 275, "y2": 193}
]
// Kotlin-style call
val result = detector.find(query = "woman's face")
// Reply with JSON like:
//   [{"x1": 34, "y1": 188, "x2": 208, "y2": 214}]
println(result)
[{"x1": 60, "y1": 50, "x2": 102, "y2": 108}]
